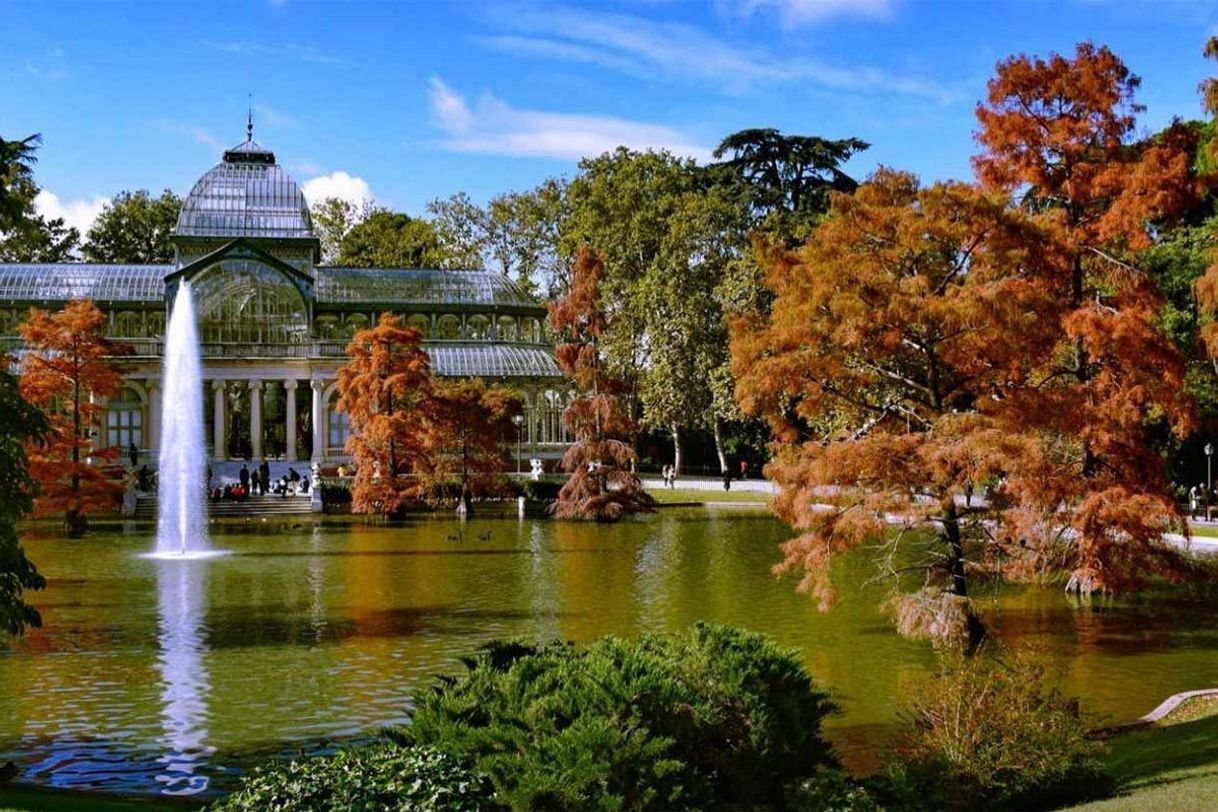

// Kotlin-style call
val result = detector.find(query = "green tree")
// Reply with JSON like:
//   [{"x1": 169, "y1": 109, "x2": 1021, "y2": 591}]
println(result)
[
  {"x1": 710, "y1": 127, "x2": 869, "y2": 240},
  {"x1": 338, "y1": 209, "x2": 444, "y2": 268},
  {"x1": 427, "y1": 192, "x2": 489, "y2": 269},
  {"x1": 82, "y1": 189, "x2": 181, "y2": 263},
  {"x1": 0, "y1": 133, "x2": 42, "y2": 231},
  {"x1": 0, "y1": 133, "x2": 79, "y2": 262},
  {"x1": 487, "y1": 178, "x2": 570, "y2": 296},
  {"x1": 311, "y1": 196, "x2": 374, "y2": 265},
  {"x1": 0, "y1": 355, "x2": 49, "y2": 636}
]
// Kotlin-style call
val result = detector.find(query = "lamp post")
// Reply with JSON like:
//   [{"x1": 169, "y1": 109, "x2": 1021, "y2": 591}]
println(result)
[
  {"x1": 512, "y1": 414, "x2": 524, "y2": 475},
  {"x1": 1207, "y1": 443, "x2": 1214, "y2": 521}
]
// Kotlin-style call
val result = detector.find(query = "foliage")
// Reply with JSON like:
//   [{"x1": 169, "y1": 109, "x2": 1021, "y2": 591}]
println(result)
[
  {"x1": 428, "y1": 191, "x2": 491, "y2": 269},
  {"x1": 19, "y1": 300, "x2": 129, "y2": 536},
  {"x1": 338, "y1": 209, "x2": 444, "y2": 268},
  {"x1": 398, "y1": 623, "x2": 839, "y2": 811},
  {"x1": 0, "y1": 133, "x2": 42, "y2": 231},
  {"x1": 975, "y1": 41, "x2": 1201, "y2": 597},
  {"x1": 709, "y1": 127, "x2": 869, "y2": 239},
  {"x1": 82, "y1": 189, "x2": 180, "y2": 263},
  {"x1": 732, "y1": 169, "x2": 1047, "y2": 645},
  {"x1": 311, "y1": 196, "x2": 374, "y2": 264},
  {"x1": 336, "y1": 313, "x2": 434, "y2": 515},
  {"x1": 0, "y1": 133, "x2": 79, "y2": 262},
  {"x1": 487, "y1": 179, "x2": 570, "y2": 297},
  {"x1": 548, "y1": 247, "x2": 653, "y2": 521},
  {"x1": 424, "y1": 378, "x2": 519, "y2": 508},
  {"x1": 518, "y1": 477, "x2": 563, "y2": 502},
  {"x1": 882, "y1": 652, "x2": 1112, "y2": 811},
  {"x1": 210, "y1": 743, "x2": 497, "y2": 812},
  {"x1": 0, "y1": 358, "x2": 49, "y2": 636}
]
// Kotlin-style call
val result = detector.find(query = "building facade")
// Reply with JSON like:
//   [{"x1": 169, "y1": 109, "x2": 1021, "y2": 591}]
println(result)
[{"x1": 0, "y1": 135, "x2": 569, "y2": 466}]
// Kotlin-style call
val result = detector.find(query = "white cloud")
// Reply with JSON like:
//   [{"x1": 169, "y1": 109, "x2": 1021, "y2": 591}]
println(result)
[
  {"x1": 427, "y1": 78, "x2": 712, "y2": 162},
  {"x1": 735, "y1": 0, "x2": 896, "y2": 25},
  {"x1": 428, "y1": 77, "x2": 474, "y2": 134},
  {"x1": 302, "y1": 171, "x2": 373, "y2": 206},
  {"x1": 476, "y1": 5, "x2": 952, "y2": 102},
  {"x1": 34, "y1": 190, "x2": 108, "y2": 237}
]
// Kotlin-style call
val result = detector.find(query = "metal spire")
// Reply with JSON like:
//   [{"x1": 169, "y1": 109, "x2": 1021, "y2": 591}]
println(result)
[{"x1": 246, "y1": 95, "x2": 253, "y2": 141}]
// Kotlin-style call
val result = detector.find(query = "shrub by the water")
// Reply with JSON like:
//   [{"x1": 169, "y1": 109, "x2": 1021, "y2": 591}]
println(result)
[
  {"x1": 209, "y1": 743, "x2": 495, "y2": 812},
  {"x1": 395, "y1": 623, "x2": 840, "y2": 810},
  {"x1": 878, "y1": 651, "x2": 1113, "y2": 811}
]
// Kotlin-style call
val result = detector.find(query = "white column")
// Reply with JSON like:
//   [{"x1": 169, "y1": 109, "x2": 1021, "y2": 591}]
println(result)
[
  {"x1": 249, "y1": 379, "x2": 263, "y2": 460},
  {"x1": 311, "y1": 377, "x2": 325, "y2": 462},
  {"x1": 284, "y1": 379, "x2": 298, "y2": 462},
  {"x1": 147, "y1": 380, "x2": 161, "y2": 452},
  {"x1": 212, "y1": 380, "x2": 226, "y2": 459}
]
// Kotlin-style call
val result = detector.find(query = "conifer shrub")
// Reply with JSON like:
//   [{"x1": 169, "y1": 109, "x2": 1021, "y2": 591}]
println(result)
[
  {"x1": 877, "y1": 652, "x2": 1113, "y2": 811},
  {"x1": 210, "y1": 743, "x2": 495, "y2": 812},
  {"x1": 394, "y1": 623, "x2": 839, "y2": 810}
]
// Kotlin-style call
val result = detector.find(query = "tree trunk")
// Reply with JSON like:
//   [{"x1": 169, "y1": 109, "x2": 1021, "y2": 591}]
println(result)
[
  {"x1": 671, "y1": 424, "x2": 682, "y2": 476},
  {"x1": 942, "y1": 499, "x2": 985, "y2": 650},
  {"x1": 712, "y1": 415, "x2": 728, "y2": 474}
]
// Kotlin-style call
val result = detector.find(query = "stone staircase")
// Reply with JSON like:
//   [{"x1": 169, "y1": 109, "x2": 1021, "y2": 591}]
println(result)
[{"x1": 134, "y1": 492, "x2": 313, "y2": 519}]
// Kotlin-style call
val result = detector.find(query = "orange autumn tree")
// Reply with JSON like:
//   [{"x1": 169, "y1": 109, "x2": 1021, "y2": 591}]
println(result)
[
  {"x1": 549, "y1": 246, "x2": 654, "y2": 521},
  {"x1": 19, "y1": 299, "x2": 130, "y2": 537},
  {"x1": 425, "y1": 378, "x2": 519, "y2": 514},
  {"x1": 975, "y1": 42, "x2": 1202, "y2": 596},
  {"x1": 336, "y1": 313, "x2": 434, "y2": 516},
  {"x1": 732, "y1": 169, "x2": 1051, "y2": 647}
]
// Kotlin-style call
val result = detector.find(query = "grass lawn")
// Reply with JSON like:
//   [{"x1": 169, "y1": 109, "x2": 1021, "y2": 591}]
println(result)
[
  {"x1": 1187, "y1": 523, "x2": 1218, "y2": 538},
  {"x1": 1066, "y1": 708, "x2": 1218, "y2": 810},
  {"x1": 645, "y1": 487, "x2": 772, "y2": 504}
]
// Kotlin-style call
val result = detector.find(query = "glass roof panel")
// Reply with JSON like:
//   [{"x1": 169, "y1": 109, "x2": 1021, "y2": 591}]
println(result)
[
  {"x1": 0, "y1": 264, "x2": 169, "y2": 302},
  {"x1": 317, "y1": 268, "x2": 540, "y2": 308},
  {"x1": 426, "y1": 344, "x2": 562, "y2": 378},
  {"x1": 175, "y1": 140, "x2": 313, "y2": 240}
]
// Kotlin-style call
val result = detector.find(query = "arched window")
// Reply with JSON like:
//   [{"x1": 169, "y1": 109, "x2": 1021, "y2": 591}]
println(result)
[
  {"x1": 113, "y1": 311, "x2": 142, "y2": 337},
  {"x1": 327, "y1": 392, "x2": 351, "y2": 453},
  {"x1": 107, "y1": 386, "x2": 144, "y2": 451},
  {"x1": 146, "y1": 312, "x2": 166, "y2": 337},
  {"x1": 521, "y1": 318, "x2": 539, "y2": 343},
  {"x1": 406, "y1": 314, "x2": 431, "y2": 338},
  {"x1": 497, "y1": 315, "x2": 517, "y2": 341},
  {"x1": 190, "y1": 259, "x2": 309, "y2": 346},
  {"x1": 467, "y1": 315, "x2": 491, "y2": 340},
  {"x1": 436, "y1": 314, "x2": 460, "y2": 340},
  {"x1": 316, "y1": 315, "x2": 339, "y2": 340},
  {"x1": 343, "y1": 313, "x2": 369, "y2": 337}
]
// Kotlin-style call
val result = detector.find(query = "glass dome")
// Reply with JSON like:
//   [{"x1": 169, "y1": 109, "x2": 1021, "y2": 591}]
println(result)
[{"x1": 175, "y1": 139, "x2": 313, "y2": 240}]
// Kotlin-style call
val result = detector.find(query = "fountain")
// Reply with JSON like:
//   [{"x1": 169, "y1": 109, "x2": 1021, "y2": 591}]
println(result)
[{"x1": 152, "y1": 281, "x2": 218, "y2": 559}]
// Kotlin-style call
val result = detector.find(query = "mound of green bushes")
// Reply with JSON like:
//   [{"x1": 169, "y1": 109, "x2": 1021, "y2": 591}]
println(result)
[
  {"x1": 394, "y1": 623, "x2": 840, "y2": 810},
  {"x1": 210, "y1": 743, "x2": 495, "y2": 812}
]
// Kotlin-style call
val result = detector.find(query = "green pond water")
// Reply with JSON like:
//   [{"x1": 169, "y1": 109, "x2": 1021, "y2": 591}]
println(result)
[{"x1": 2, "y1": 509, "x2": 1218, "y2": 800}]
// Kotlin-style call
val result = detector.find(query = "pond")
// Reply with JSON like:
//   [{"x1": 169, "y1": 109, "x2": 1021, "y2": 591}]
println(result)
[{"x1": 3, "y1": 509, "x2": 1218, "y2": 799}]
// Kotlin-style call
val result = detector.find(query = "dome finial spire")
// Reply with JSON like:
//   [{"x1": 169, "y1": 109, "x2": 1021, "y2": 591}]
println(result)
[{"x1": 246, "y1": 94, "x2": 254, "y2": 141}]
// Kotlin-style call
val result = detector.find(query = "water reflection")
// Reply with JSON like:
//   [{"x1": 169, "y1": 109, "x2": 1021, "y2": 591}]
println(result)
[{"x1": 153, "y1": 559, "x2": 214, "y2": 795}]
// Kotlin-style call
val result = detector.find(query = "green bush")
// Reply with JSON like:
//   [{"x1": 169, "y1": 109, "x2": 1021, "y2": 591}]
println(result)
[
  {"x1": 880, "y1": 651, "x2": 1113, "y2": 811},
  {"x1": 395, "y1": 623, "x2": 839, "y2": 810},
  {"x1": 210, "y1": 743, "x2": 496, "y2": 812}
]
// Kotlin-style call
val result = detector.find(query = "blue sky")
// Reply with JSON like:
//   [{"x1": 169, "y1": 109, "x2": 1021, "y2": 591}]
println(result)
[{"x1": 4, "y1": 0, "x2": 1217, "y2": 235}]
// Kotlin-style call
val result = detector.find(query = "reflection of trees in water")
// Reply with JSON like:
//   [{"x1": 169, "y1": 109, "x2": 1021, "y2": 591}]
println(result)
[{"x1": 155, "y1": 560, "x2": 214, "y2": 795}]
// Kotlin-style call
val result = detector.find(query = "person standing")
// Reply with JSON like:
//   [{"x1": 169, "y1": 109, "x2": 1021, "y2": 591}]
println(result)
[
  {"x1": 251, "y1": 468, "x2": 261, "y2": 496},
  {"x1": 239, "y1": 464, "x2": 250, "y2": 493},
  {"x1": 739, "y1": 459, "x2": 749, "y2": 480},
  {"x1": 259, "y1": 459, "x2": 271, "y2": 495},
  {"x1": 722, "y1": 468, "x2": 732, "y2": 492},
  {"x1": 128, "y1": 442, "x2": 139, "y2": 467}
]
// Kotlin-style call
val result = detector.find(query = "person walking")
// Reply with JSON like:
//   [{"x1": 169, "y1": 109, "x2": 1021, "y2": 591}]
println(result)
[
  {"x1": 1190, "y1": 484, "x2": 1199, "y2": 519},
  {"x1": 722, "y1": 468, "x2": 732, "y2": 492},
  {"x1": 740, "y1": 459, "x2": 749, "y2": 480}
]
